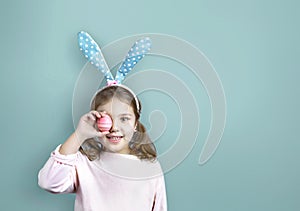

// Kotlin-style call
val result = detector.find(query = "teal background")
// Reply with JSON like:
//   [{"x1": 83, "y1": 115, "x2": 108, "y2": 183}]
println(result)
[{"x1": 0, "y1": 0, "x2": 299, "y2": 210}]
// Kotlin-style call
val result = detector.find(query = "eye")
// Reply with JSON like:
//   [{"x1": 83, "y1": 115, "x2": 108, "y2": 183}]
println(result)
[{"x1": 120, "y1": 117, "x2": 130, "y2": 122}]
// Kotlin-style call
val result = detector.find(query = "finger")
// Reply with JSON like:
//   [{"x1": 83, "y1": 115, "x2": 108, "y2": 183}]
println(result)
[
  {"x1": 99, "y1": 111, "x2": 110, "y2": 117},
  {"x1": 85, "y1": 113, "x2": 96, "y2": 122},
  {"x1": 85, "y1": 113, "x2": 98, "y2": 124},
  {"x1": 94, "y1": 111, "x2": 101, "y2": 118},
  {"x1": 91, "y1": 111, "x2": 101, "y2": 118},
  {"x1": 89, "y1": 110, "x2": 100, "y2": 118},
  {"x1": 97, "y1": 131, "x2": 109, "y2": 137}
]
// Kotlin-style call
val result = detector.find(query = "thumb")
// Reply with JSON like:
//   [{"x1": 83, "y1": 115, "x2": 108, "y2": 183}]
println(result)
[{"x1": 95, "y1": 131, "x2": 109, "y2": 138}]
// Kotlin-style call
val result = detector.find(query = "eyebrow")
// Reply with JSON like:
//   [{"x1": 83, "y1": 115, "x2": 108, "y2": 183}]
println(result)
[{"x1": 118, "y1": 113, "x2": 133, "y2": 117}]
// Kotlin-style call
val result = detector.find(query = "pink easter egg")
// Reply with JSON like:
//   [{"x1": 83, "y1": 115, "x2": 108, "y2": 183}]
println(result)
[{"x1": 97, "y1": 114, "x2": 112, "y2": 132}]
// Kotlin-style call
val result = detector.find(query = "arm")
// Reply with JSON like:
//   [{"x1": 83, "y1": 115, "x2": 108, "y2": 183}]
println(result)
[
  {"x1": 59, "y1": 111, "x2": 107, "y2": 155},
  {"x1": 38, "y1": 111, "x2": 108, "y2": 193},
  {"x1": 152, "y1": 175, "x2": 168, "y2": 211},
  {"x1": 38, "y1": 145, "x2": 78, "y2": 193}
]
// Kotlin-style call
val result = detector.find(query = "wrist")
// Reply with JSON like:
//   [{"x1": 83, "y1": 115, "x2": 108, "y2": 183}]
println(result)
[
  {"x1": 74, "y1": 130, "x2": 87, "y2": 144},
  {"x1": 59, "y1": 132, "x2": 84, "y2": 155}
]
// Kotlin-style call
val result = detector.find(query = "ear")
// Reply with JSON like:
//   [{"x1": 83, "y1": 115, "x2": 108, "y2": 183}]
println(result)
[
  {"x1": 134, "y1": 121, "x2": 138, "y2": 132},
  {"x1": 115, "y1": 37, "x2": 152, "y2": 84},
  {"x1": 78, "y1": 31, "x2": 115, "y2": 84}
]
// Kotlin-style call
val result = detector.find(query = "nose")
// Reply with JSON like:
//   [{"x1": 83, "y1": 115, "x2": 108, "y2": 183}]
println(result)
[{"x1": 109, "y1": 120, "x2": 119, "y2": 132}]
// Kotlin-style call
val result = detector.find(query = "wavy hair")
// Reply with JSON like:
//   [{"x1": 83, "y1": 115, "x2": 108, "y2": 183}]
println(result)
[{"x1": 79, "y1": 86, "x2": 157, "y2": 161}]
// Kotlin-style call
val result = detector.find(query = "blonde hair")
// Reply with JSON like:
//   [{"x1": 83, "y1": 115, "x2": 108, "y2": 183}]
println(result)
[{"x1": 79, "y1": 86, "x2": 157, "y2": 161}]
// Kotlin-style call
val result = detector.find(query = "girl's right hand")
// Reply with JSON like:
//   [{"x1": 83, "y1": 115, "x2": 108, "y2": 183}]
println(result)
[{"x1": 75, "y1": 111, "x2": 109, "y2": 144}]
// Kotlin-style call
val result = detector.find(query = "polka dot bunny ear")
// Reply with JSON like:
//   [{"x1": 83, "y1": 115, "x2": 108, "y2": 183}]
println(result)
[
  {"x1": 115, "y1": 37, "x2": 152, "y2": 84},
  {"x1": 78, "y1": 31, "x2": 115, "y2": 83},
  {"x1": 78, "y1": 31, "x2": 151, "y2": 86}
]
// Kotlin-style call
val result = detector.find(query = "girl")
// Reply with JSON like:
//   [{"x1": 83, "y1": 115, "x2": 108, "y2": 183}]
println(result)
[
  {"x1": 39, "y1": 31, "x2": 167, "y2": 210},
  {"x1": 38, "y1": 85, "x2": 168, "y2": 210}
]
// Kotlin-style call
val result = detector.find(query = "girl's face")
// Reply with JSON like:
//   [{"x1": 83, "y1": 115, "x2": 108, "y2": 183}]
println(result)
[{"x1": 96, "y1": 97, "x2": 136, "y2": 154}]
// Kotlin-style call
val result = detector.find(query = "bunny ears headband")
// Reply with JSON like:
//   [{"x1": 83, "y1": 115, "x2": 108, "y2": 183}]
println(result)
[{"x1": 78, "y1": 31, "x2": 152, "y2": 112}]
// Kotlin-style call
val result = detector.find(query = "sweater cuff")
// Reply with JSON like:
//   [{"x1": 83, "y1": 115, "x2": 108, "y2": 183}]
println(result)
[{"x1": 51, "y1": 144, "x2": 79, "y2": 166}]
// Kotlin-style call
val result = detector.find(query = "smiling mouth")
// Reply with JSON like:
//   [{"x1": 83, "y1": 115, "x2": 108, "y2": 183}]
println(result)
[{"x1": 106, "y1": 135, "x2": 124, "y2": 143}]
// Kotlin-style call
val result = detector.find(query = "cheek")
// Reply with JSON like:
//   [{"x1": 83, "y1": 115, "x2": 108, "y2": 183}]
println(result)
[
  {"x1": 122, "y1": 122, "x2": 136, "y2": 135},
  {"x1": 123, "y1": 126, "x2": 135, "y2": 136}
]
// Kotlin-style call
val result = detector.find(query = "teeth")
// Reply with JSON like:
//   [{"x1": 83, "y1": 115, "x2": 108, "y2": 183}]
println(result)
[{"x1": 108, "y1": 136, "x2": 122, "y2": 140}]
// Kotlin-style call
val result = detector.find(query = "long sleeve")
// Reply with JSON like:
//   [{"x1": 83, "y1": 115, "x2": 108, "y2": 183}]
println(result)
[
  {"x1": 38, "y1": 148, "x2": 168, "y2": 210},
  {"x1": 38, "y1": 145, "x2": 78, "y2": 193},
  {"x1": 152, "y1": 175, "x2": 168, "y2": 211}
]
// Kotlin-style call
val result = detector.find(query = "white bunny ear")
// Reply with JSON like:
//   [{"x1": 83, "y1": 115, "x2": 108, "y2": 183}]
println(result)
[
  {"x1": 78, "y1": 31, "x2": 115, "y2": 83},
  {"x1": 115, "y1": 37, "x2": 152, "y2": 84}
]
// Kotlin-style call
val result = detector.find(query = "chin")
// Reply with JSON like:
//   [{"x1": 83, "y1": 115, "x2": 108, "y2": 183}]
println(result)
[{"x1": 103, "y1": 138, "x2": 130, "y2": 154}]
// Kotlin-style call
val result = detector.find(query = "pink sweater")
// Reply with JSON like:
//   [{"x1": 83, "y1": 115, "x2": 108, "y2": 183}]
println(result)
[{"x1": 38, "y1": 145, "x2": 167, "y2": 211}]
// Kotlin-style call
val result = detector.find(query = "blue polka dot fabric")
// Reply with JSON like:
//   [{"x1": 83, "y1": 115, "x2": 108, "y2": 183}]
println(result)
[
  {"x1": 115, "y1": 37, "x2": 151, "y2": 83},
  {"x1": 77, "y1": 31, "x2": 151, "y2": 85},
  {"x1": 78, "y1": 31, "x2": 114, "y2": 82}
]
